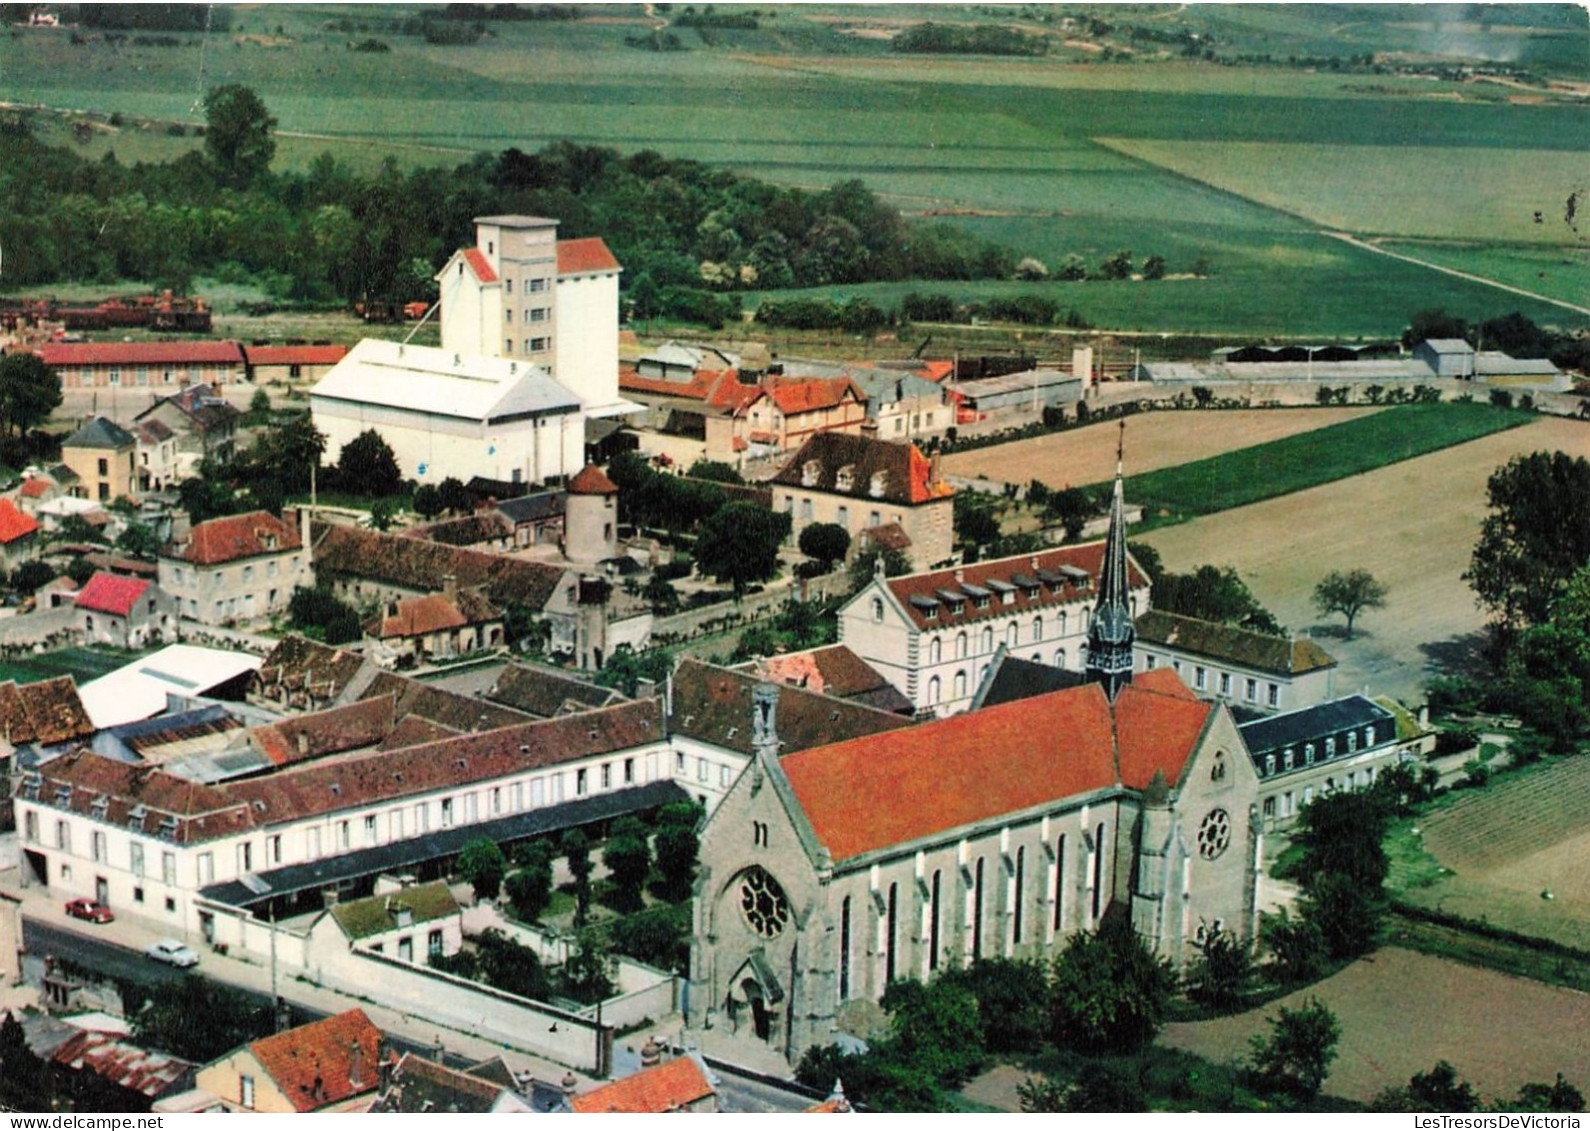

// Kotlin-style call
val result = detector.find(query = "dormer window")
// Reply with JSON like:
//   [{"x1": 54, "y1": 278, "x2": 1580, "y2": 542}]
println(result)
[
  {"x1": 158, "y1": 815, "x2": 179, "y2": 841},
  {"x1": 90, "y1": 795, "x2": 110, "y2": 819},
  {"x1": 801, "y1": 460, "x2": 821, "y2": 487},
  {"x1": 869, "y1": 471, "x2": 888, "y2": 498},
  {"x1": 1364, "y1": 725, "x2": 1375, "y2": 746},
  {"x1": 54, "y1": 785, "x2": 72, "y2": 807},
  {"x1": 835, "y1": 465, "x2": 855, "y2": 492},
  {"x1": 1325, "y1": 737, "x2": 1336, "y2": 758},
  {"x1": 128, "y1": 804, "x2": 146, "y2": 831},
  {"x1": 263, "y1": 533, "x2": 277, "y2": 551},
  {"x1": 21, "y1": 774, "x2": 41, "y2": 801}
]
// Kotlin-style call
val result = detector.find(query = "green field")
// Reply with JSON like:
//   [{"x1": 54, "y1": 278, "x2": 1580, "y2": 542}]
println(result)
[
  {"x1": 1112, "y1": 401, "x2": 1535, "y2": 523},
  {"x1": 1376, "y1": 241, "x2": 1590, "y2": 311},
  {"x1": 0, "y1": 645, "x2": 144, "y2": 686},
  {"x1": 7, "y1": 4, "x2": 1590, "y2": 338}
]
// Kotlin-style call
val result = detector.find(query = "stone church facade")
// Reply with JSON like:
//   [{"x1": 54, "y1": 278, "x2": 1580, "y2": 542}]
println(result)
[{"x1": 689, "y1": 454, "x2": 1261, "y2": 1064}]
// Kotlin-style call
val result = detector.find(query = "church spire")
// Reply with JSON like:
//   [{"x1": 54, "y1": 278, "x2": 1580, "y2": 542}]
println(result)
[{"x1": 1086, "y1": 421, "x2": 1135, "y2": 702}]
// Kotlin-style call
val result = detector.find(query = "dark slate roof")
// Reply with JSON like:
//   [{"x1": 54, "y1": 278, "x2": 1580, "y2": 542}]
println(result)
[
  {"x1": 769, "y1": 432, "x2": 951, "y2": 507},
  {"x1": 970, "y1": 650, "x2": 1087, "y2": 711},
  {"x1": 62, "y1": 416, "x2": 136, "y2": 451},
  {"x1": 355, "y1": 671, "x2": 533, "y2": 733},
  {"x1": 372, "y1": 1053, "x2": 511, "y2": 1114},
  {"x1": 1135, "y1": 610, "x2": 1336, "y2": 676},
  {"x1": 401, "y1": 513, "x2": 513, "y2": 547},
  {"x1": 313, "y1": 522, "x2": 566, "y2": 611},
  {"x1": 1238, "y1": 695, "x2": 1395, "y2": 756},
  {"x1": 199, "y1": 780, "x2": 690, "y2": 907},
  {"x1": 669, "y1": 659, "x2": 914, "y2": 756},
  {"x1": 495, "y1": 492, "x2": 565, "y2": 525},
  {"x1": 485, "y1": 663, "x2": 625, "y2": 719}
]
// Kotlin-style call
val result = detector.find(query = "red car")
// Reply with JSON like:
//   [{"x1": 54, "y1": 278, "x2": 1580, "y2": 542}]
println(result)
[{"x1": 64, "y1": 898, "x2": 114, "y2": 924}]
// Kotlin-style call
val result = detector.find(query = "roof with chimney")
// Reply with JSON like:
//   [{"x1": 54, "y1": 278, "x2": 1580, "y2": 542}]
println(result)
[
  {"x1": 328, "y1": 881, "x2": 460, "y2": 940},
  {"x1": 0, "y1": 677, "x2": 94, "y2": 746},
  {"x1": 313, "y1": 523, "x2": 566, "y2": 612},
  {"x1": 779, "y1": 668, "x2": 1210, "y2": 862},
  {"x1": 62, "y1": 416, "x2": 136, "y2": 452},
  {"x1": 741, "y1": 645, "x2": 912, "y2": 715},
  {"x1": 244, "y1": 1009, "x2": 384, "y2": 1113},
  {"x1": 882, "y1": 541, "x2": 1149, "y2": 632},
  {"x1": 570, "y1": 1056, "x2": 715, "y2": 1114},
  {"x1": 669, "y1": 659, "x2": 914, "y2": 757},
  {"x1": 485, "y1": 662, "x2": 626, "y2": 718},
  {"x1": 1135, "y1": 610, "x2": 1337, "y2": 676},
  {"x1": 372, "y1": 1052, "x2": 526, "y2": 1114},
  {"x1": 367, "y1": 591, "x2": 501, "y2": 641},
  {"x1": 772, "y1": 433, "x2": 952, "y2": 508},
  {"x1": 165, "y1": 510, "x2": 301, "y2": 566}
]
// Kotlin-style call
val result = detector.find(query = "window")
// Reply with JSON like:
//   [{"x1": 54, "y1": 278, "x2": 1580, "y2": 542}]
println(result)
[
  {"x1": 55, "y1": 821, "x2": 70, "y2": 852},
  {"x1": 929, "y1": 637, "x2": 941, "y2": 664},
  {"x1": 1365, "y1": 725, "x2": 1375, "y2": 746},
  {"x1": 973, "y1": 857, "x2": 986, "y2": 959},
  {"x1": 869, "y1": 510, "x2": 881, "y2": 527},
  {"x1": 398, "y1": 937, "x2": 413, "y2": 963},
  {"x1": 1013, "y1": 845, "x2": 1026, "y2": 946},
  {"x1": 600, "y1": 764, "x2": 611, "y2": 790},
  {"x1": 391, "y1": 809, "x2": 404, "y2": 839},
  {"x1": 162, "y1": 851, "x2": 176, "y2": 884},
  {"x1": 505, "y1": 278, "x2": 512, "y2": 294},
  {"x1": 1144, "y1": 653, "x2": 1156, "y2": 670},
  {"x1": 928, "y1": 870, "x2": 942, "y2": 972},
  {"x1": 696, "y1": 758, "x2": 709, "y2": 783},
  {"x1": 837, "y1": 505, "x2": 849, "y2": 527},
  {"x1": 91, "y1": 831, "x2": 106, "y2": 863},
  {"x1": 800, "y1": 498, "x2": 813, "y2": 521},
  {"x1": 530, "y1": 307, "x2": 549, "y2": 322},
  {"x1": 1325, "y1": 737, "x2": 1336, "y2": 757},
  {"x1": 956, "y1": 632, "x2": 967, "y2": 658},
  {"x1": 97, "y1": 458, "x2": 109, "y2": 476},
  {"x1": 241, "y1": 1075, "x2": 255, "y2": 1110},
  {"x1": 238, "y1": 842, "x2": 253, "y2": 873},
  {"x1": 577, "y1": 769, "x2": 588, "y2": 796},
  {"x1": 268, "y1": 836, "x2": 282, "y2": 865},
  {"x1": 1007, "y1": 623, "x2": 1019, "y2": 646},
  {"x1": 1033, "y1": 616, "x2": 1043, "y2": 642},
  {"x1": 1091, "y1": 823, "x2": 1106, "y2": 923},
  {"x1": 1305, "y1": 744, "x2": 1316, "y2": 765},
  {"x1": 624, "y1": 758, "x2": 635, "y2": 784},
  {"x1": 1263, "y1": 797, "x2": 1276, "y2": 819},
  {"x1": 839, "y1": 896, "x2": 851, "y2": 1002},
  {"x1": 530, "y1": 336, "x2": 549, "y2": 351},
  {"x1": 871, "y1": 598, "x2": 884, "y2": 623},
  {"x1": 752, "y1": 821, "x2": 768, "y2": 847},
  {"x1": 1283, "y1": 747, "x2": 1295, "y2": 770},
  {"x1": 198, "y1": 852, "x2": 214, "y2": 884},
  {"x1": 530, "y1": 277, "x2": 547, "y2": 292},
  {"x1": 1211, "y1": 751, "x2": 1227, "y2": 782},
  {"x1": 926, "y1": 676, "x2": 941, "y2": 705},
  {"x1": 1195, "y1": 666, "x2": 1207, "y2": 690},
  {"x1": 428, "y1": 930, "x2": 444, "y2": 958},
  {"x1": 339, "y1": 820, "x2": 351, "y2": 847},
  {"x1": 364, "y1": 814, "x2": 378, "y2": 844},
  {"x1": 1347, "y1": 731, "x2": 1358, "y2": 752},
  {"x1": 953, "y1": 670, "x2": 967, "y2": 699},
  {"x1": 980, "y1": 627, "x2": 993, "y2": 653},
  {"x1": 505, "y1": 308, "x2": 513, "y2": 323},
  {"x1": 885, "y1": 882, "x2": 899, "y2": 982},
  {"x1": 1265, "y1": 754, "x2": 1276, "y2": 776},
  {"x1": 1054, "y1": 834, "x2": 1066, "y2": 931},
  {"x1": 1219, "y1": 672, "x2": 1232, "y2": 695},
  {"x1": 505, "y1": 338, "x2": 513, "y2": 354},
  {"x1": 720, "y1": 764, "x2": 731, "y2": 787},
  {"x1": 440, "y1": 799, "x2": 454, "y2": 827},
  {"x1": 130, "y1": 842, "x2": 144, "y2": 877},
  {"x1": 675, "y1": 751, "x2": 686, "y2": 773},
  {"x1": 1245, "y1": 678, "x2": 1258, "y2": 702},
  {"x1": 1268, "y1": 683, "x2": 1280, "y2": 707}
]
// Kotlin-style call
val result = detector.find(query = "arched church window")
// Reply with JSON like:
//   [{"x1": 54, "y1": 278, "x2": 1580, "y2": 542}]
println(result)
[
  {"x1": 929, "y1": 637, "x2": 941, "y2": 664},
  {"x1": 1211, "y1": 751, "x2": 1227, "y2": 783},
  {"x1": 871, "y1": 598, "x2": 883, "y2": 623},
  {"x1": 739, "y1": 867, "x2": 790, "y2": 939},
  {"x1": 926, "y1": 676, "x2": 941, "y2": 705}
]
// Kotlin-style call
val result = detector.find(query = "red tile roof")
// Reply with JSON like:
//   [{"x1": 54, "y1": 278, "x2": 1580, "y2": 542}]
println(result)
[
  {"x1": 783, "y1": 685, "x2": 1120, "y2": 861},
  {"x1": 371, "y1": 593, "x2": 481, "y2": 640},
  {"x1": 0, "y1": 498, "x2": 40, "y2": 544},
  {"x1": 0, "y1": 676, "x2": 94, "y2": 745},
  {"x1": 758, "y1": 375, "x2": 863, "y2": 415},
  {"x1": 247, "y1": 1009, "x2": 383, "y2": 1113},
  {"x1": 463, "y1": 248, "x2": 498, "y2": 284},
  {"x1": 568, "y1": 464, "x2": 618, "y2": 496},
  {"x1": 74, "y1": 571, "x2": 151, "y2": 617},
  {"x1": 36, "y1": 341, "x2": 244, "y2": 367},
  {"x1": 771, "y1": 433, "x2": 951, "y2": 507},
  {"x1": 918, "y1": 359, "x2": 955, "y2": 383},
  {"x1": 782, "y1": 669, "x2": 1209, "y2": 861},
  {"x1": 251, "y1": 696, "x2": 397, "y2": 766},
  {"x1": 557, "y1": 236, "x2": 621, "y2": 276},
  {"x1": 885, "y1": 542, "x2": 1149, "y2": 631},
  {"x1": 1114, "y1": 670, "x2": 1214, "y2": 790},
  {"x1": 19, "y1": 477, "x2": 52, "y2": 499},
  {"x1": 243, "y1": 345, "x2": 349, "y2": 367},
  {"x1": 570, "y1": 1056, "x2": 714, "y2": 1113},
  {"x1": 173, "y1": 510, "x2": 300, "y2": 565}
]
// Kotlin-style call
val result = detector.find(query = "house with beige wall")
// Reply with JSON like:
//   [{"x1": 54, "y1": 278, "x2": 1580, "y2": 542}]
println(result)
[{"x1": 158, "y1": 510, "x2": 310, "y2": 626}]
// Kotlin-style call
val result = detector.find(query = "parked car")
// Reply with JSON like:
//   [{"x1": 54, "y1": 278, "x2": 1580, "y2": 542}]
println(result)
[
  {"x1": 144, "y1": 939, "x2": 199, "y2": 968},
  {"x1": 63, "y1": 898, "x2": 114, "y2": 924}
]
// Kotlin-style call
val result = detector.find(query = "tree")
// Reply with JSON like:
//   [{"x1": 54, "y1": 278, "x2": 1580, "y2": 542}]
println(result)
[
  {"x1": 561, "y1": 932, "x2": 616, "y2": 1004},
  {"x1": 1248, "y1": 997, "x2": 1340, "y2": 1098},
  {"x1": 937, "y1": 957, "x2": 1049, "y2": 1054},
  {"x1": 438, "y1": 476, "x2": 473, "y2": 515},
  {"x1": 457, "y1": 838, "x2": 507, "y2": 901},
  {"x1": 1312, "y1": 568, "x2": 1387, "y2": 638},
  {"x1": 849, "y1": 544, "x2": 911, "y2": 592},
  {"x1": 879, "y1": 977, "x2": 987, "y2": 1090},
  {"x1": 1374, "y1": 1060, "x2": 1480, "y2": 1112},
  {"x1": 1516, "y1": 1074, "x2": 1586, "y2": 1113},
  {"x1": 130, "y1": 977, "x2": 275, "y2": 1062},
  {"x1": 686, "y1": 459, "x2": 745, "y2": 485},
  {"x1": 1466, "y1": 452, "x2": 1590, "y2": 634},
  {"x1": 412, "y1": 483, "x2": 444, "y2": 519},
  {"x1": 1048, "y1": 915, "x2": 1175, "y2": 1054},
  {"x1": 955, "y1": 504, "x2": 1001, "y2": 548},
  {"x1": 602, "y1": 817, "x2": 652, "y2": 913},
  {"x1": 0, "y1": 352, "x2": 62, "y2": 440},
  {"x1": 287, "y1": 585, "x2": 363, "y2": 645},
  {"x1": 798, "y1": 522, "x2": 850, "y2": 571},
  {"x1": 369, "y1": 497, "x2": 397, "y2": 532},
  {"x1": 1141, "y1": 254, "x2": 1167, "y2": 280},
  {"x1": 693, "y1": 501, "x2": 791, "y2": 598},
  {"x1": 11, "y1": 560, "x2": 54, "y2": 594},
  {"x1": 1259, "y1": 908, "x2": 1326, "y2": 986},
  {"x1": 1045, "y1": 487, "x2": 1094, "y2": 543},
  {"x1": 113, "y1": 522, "x2": 161, "y2": 560},
  {"x1": 245, "y1": 386, "x2": 273, "y2": 425},
  {"x1": 505, "y1": 843, "x2": 554, "y2": 921},
  {"x1": 1185, "y1": 928, "x2": 1253, "y2": 1010},
  {"x1": 204, "y1": 84, "x2": 277, "y2": 189},
  {"x1": 562, "y1": 827, "x2": 594, "y2": 927},
  {"x1": 337, "y1": 429, "x2": 403, "y2": 498},
  {"x1": 1153, "y1": 563, "x2": 1282, "y2": 634},
  {"x1": 1097, "y1": 249, "x2": 1133, "y2": 280},
  {"x1": 1403, "y1": 307, "x2": 1468, "y2": 350},
  {"x1": 653, "y1": 821, "x2": 700, "y2": 903}
]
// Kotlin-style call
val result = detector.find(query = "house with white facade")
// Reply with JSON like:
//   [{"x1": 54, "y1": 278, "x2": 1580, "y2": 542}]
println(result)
[
  {"x1": 840, "y1": 542, "x2": 1151, "y2": 717},
  {"x1": 1239, "y1": 695, "x2": 1407, "y2": 828},
  {"x1": 73, "y1": 571, "x2": 178, "y2": 650},
  {"x1": 1134, "y1": 610, "x2": 1337, "y2": 715},
  {"x1": 158, "y1": 510, "x2": 311, "y2": 626}
]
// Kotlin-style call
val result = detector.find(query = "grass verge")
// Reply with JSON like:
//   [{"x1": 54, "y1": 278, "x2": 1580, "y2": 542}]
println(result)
[{"x1": 1385, "y1": 907, "x2": 1590, "y2": 995}]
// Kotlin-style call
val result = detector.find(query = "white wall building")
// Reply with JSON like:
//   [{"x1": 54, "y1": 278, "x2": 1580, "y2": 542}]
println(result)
[
  {"x1": 310, "y1": 340, "x2": 586, "y2": 488},
  {"x1": 157, "y1": 510, "x2": 312, "y2": 627},
  {"x1": 840, "y1": 542, "x2": 1152, "y2": 717}
]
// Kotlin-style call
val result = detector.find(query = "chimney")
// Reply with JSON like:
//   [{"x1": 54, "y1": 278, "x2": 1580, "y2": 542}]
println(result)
[
  {"x1": 297, "y1": 731, "x2": 309, "y2": 757},
  {"x1": 443, "y1": 573, "x2": 457, "y2": 601},
  {"x1": 348, "y1": 1039, "x2": 366, "y2": 1089},
  {"x1": 954, "y1": 568, "x2": 965, "y2": 583},
  {"x1": 171, "y1": 510, "x2": 192, "y2": 547},
  {"x1": 431, "y1": 1035, "x2": 446, "y2": 1064}
]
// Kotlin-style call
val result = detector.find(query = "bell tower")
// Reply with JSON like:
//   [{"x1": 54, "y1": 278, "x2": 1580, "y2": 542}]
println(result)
[{"x1": 1086, "y1": 421, "x2": 1135, "y2": 702}]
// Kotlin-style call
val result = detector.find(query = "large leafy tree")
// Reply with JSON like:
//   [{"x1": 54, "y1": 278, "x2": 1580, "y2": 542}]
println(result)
[
  {"x1": 0, "y1": 352, "x2": 61, "y2": 440},
  {"x1": 337, "y1": 429, "x2": 403, "y2": 498},
  {"x1": 1248, "y1": 997, "x2": 1340, "y2": 1099},
  {"x1": 1467, "y1": 451, "x2": 1590, "y2": 635},
  {"x1": 1152, "y1": 563, "x2": 1283, "y2": 635},
  {"x1": 798, "y1": 522, "x2": 850, "y2": 571},
  {"x1": 204, "y1": 84, "x2": 277, "y2": 189},
  {"x1": 1048, "y1": 915, "x2": 1175, "y2": 1054},
  {"x1": 1312, "y1": 568, "x2": 1388, "y2": 638},
  {"x1": 506, "y1": 840, "x2": 555, "y2": 921},
  {"x1": 602, "y1": 817, "x2": 652, "y2": 913},
  {"x1": 693, "y1": 501, "x2": 791, "y2": 598},
  {"x1": 457, "y1": 838, "x2": 507, "y2": 901}
]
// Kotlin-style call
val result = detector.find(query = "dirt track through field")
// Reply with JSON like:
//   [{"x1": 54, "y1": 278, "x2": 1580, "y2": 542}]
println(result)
[
  {"x1": 1160, "y1": 948, "x2": 1590, "y2": 1104},
  {"x1": 1138, "y1": 417, "x2": 1590, "y2": 703},
  {"x1": 942, "y1": 407, "x2": 1382, "y2": 488}
]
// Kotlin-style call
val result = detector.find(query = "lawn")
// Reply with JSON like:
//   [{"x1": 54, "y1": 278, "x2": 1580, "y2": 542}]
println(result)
[
  {"x1": 1376, "y1": 241, "x2": 1590, "y2": 313},
  {"x1": 0, "y1": 645, "x2": 144, "y2": 686},
  {"x1": 1116, "y1": 401, "x2": 1535, "y2": 523}
]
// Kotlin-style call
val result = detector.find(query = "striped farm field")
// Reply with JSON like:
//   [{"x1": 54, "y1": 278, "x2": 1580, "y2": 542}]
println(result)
[{"x1": 941, "y1": 406, "x2": 1383, "y2": 489}]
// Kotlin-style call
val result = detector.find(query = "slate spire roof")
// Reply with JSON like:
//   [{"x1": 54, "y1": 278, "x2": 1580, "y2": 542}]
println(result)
[{"x1": 1086, "y1": 420, "x2": 1135, "y2": 702}]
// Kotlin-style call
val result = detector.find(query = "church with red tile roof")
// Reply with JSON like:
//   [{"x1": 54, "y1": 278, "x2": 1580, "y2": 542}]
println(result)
[{"x1": 690, "y1": 460, "x2": 1261, "y2": 1065}]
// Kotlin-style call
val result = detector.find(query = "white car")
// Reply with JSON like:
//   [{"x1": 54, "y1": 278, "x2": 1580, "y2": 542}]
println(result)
[{"x1": 145, "y1": 939, "x2": 200, "y2": 968}]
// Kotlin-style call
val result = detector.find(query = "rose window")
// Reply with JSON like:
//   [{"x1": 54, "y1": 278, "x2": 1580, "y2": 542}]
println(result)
[
  {"x1": 1197, "y1": 809, "x2": 1232, "y2": 860},
  {"x1": 739, "y1": 867, "x2": 790, "y2": 938}
]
